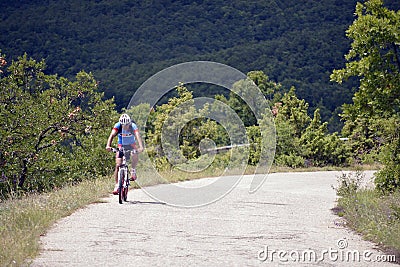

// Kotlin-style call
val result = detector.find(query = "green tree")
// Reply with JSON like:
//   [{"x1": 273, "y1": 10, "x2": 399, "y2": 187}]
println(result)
[
  {"x1": 274, "y1": 88, "x2": 349, "y2": 167},
  {"x1": 146, "y1": 84, "x2": 222, "y2": 170},
  {"x1": 274, "y1": 114, "x2": 304, "y2": 168},
  {"x1": 0, "y1": 53, "x2": 115, "y2": 196},
  {"x1": 217, "y1": 71, "x2": 284, "y2": 128},
  {"x1": 331, "y1": 0, "x2": 400, "y2": 192},
  {"x1": 300, "y1": 109, "x2": 350, "y2": 166},
  {"x1": 273, "y1": 88, "x2": 308, "y2": 167},
  {"x1": 277, "y1": 87, "x2": 311, "y2": 137},
  {"x1": 247, "y1": 70, "x2": 285, "y2": 103},
  {"x1": 300, "y1": 109, "x2": 328, "y2": 165}
]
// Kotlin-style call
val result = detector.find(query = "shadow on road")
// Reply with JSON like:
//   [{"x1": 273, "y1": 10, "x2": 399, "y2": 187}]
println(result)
[{"x1": 126, "y1": 200, "x2": 167, "y2": 205}]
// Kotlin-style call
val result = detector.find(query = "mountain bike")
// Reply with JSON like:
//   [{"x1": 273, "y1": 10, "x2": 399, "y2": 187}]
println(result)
[{"x1": 111, "y1": 147, "x2": 137, "y2": 204}]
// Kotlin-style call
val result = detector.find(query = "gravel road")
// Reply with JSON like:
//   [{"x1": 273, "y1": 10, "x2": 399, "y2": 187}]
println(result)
[{"x1": 32, "y1": 171, "x2": 397, "y2": 266}]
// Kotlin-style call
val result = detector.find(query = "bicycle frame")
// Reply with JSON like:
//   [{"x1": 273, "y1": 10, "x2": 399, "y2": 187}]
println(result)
[
  {"x1": 112, "y1": 147, "x2": 135, "y2": 204},
  {"x1": 118, "y1": 157, "x2": 129, "y2": 204}
]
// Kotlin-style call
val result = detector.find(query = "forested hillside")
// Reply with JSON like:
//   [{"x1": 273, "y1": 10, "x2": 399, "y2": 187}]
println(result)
[{"x1": 0, "y1": 0, "x2": 399, "y2": 129}]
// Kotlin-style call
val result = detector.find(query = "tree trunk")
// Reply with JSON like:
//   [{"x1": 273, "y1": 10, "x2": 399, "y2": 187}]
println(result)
[{"x1": 18, "y1": 159, "x2": 28, "y2": 188}]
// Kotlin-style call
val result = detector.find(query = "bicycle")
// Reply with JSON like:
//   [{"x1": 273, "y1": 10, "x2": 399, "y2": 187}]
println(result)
[{"x1": 111, "y1": 147, "x2": 137, "y2": 204}]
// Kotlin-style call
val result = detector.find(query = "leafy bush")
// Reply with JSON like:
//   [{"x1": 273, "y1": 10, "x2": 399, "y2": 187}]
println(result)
[
  {"x1": 274, "y1": 153, "x2": 305, "y2": 168},
  {"x1": 334, "y1": 171, "x2": 364, "y2": 198},
  {"x1": 0, "y1": 53, "x2": 116, "y2": 198},
  {"x1": 374, "y1": 117, "x2": 400, "y2": 193},
  {"x1": 246, "y1": 125, "x2": 261, "y2": 165},
  {"x1": 273, "y1": 88, "x2": 350, "y2": 167},
  {"x1": 334, "y1": 179, "x2": 400, "y2": 257}
]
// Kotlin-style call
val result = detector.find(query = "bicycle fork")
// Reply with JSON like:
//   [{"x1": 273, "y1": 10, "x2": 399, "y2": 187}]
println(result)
[{"x1": 118, "y1": 165, "x2": 129, "y2": 187}]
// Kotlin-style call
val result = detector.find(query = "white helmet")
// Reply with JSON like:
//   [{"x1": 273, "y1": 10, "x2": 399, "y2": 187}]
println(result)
[{"x1": 119, "y1": 114, "x2": 131, "y2": 125}]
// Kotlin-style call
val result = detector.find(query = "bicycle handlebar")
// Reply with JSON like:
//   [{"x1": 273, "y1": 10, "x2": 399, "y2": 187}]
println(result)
[{"x1": 110, "y1": 147, "x2": 139, "y2": 154}]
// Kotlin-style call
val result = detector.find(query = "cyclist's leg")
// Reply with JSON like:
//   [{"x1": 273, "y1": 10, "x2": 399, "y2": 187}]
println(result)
[
  {"x1": 114, "y1": 151, "x2": 123, "y2": 183},
  {"x1": 130, "y1": 143, "x2": 138, "y2": 180},
  {"x1": 113, "y1": 150, "x2": 123, "y2": 194}
]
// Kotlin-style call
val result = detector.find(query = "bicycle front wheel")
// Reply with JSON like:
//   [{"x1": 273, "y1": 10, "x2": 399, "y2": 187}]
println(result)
[
  {"x1": 123, "y1": 186, "x2": 128, "y2": 202},
  {"x1": 118, "y1": 167, "x2": 126, "y2": 204}
]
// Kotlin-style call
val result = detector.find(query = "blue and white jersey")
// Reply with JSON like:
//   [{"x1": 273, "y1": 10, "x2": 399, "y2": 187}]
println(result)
[{"x1": 113, "y1": 122, "x2": 138, "y2": 145}]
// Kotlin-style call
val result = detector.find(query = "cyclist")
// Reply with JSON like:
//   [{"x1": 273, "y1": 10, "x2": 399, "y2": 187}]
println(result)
[{"x1": 106, "y1": 114, "x2": 143, "y2": 195}]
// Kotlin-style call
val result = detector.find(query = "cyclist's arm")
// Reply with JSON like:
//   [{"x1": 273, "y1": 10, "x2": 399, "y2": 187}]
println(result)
[
  {"x1": 106, "y1": 128, "x2": 118, "y2": 151},
  {"x1": 134, "y1": 130, "x2": 144, "y2": 152}
]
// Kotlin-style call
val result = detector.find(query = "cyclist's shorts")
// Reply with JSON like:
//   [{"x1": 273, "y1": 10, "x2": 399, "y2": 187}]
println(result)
[{"x1": 116, "y1": 143, "x2": 137, "y2": 159}]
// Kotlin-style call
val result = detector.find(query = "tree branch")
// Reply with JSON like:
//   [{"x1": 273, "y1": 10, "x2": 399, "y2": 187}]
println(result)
[{"x1": 35, "y1": 125, "x2": 57, "y2": 152}]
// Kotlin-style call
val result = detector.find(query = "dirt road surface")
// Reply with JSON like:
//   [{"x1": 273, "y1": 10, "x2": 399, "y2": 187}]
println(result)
[{"x1": 32, "y1": 171, "x2": 397, "y2": 266}]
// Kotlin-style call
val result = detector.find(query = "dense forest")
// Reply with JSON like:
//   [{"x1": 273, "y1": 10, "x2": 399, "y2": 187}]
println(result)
[{"x1": 1, "y1": 0, "x2": 399, "y2": 132}]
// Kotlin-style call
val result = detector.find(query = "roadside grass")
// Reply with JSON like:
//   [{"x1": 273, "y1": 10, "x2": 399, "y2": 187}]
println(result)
[
  {"x1": 0, "y1": 177, "x2": 113, "y2": 266},
  {"x1": 334, "y1": 172, "x2": 400, "y2": 263}
]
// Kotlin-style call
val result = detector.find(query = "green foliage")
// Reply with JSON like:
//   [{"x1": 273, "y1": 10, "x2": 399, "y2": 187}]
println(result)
[
  {"x1": 146, "y1": 84, "x2": 223, "y2": 170},
  {"x1": 374, "y1": 116, "x2": 400, "y2": 193},
  {"x1": 301, "y1": 109, "x2": 350, "y2": 166},
  {"x1": 273, "y1": 88, "x2": 349, "y2": 167},
  {"x1": 223, "y1": 71, "x2": 285, "y2": 127},
  {"x1": 215, "y1": 71, "x2": 284, "y2": 127},
  {"x1": 274, "y1": 110, "x2": 304, "y2": 168},
  {"x1": 0, "y1": 53, "x2": 116, "y2": 198},
  {"x1": 247, "y1": 71, "x2": 284, "y2": 103},
  {"x1": 331, "y1": 0, "x2": 400, "y2": 192},
  {"x1": 5, "y1": 0, "x2": 399, "y2": 122},
  {"x1": 300, "y1": 110, "x2": 328, "y2": 164},
  {"x1": 335, "y1": 185, "x2": 400, "y2": 255},
  {"x1": 246, "y1": 125, "x2": 261, "y2": 166},
  {"x1": 277, "y1": 87, "x2": 310, "y2": 136},
  {"x1": 331, "y1": 0, "x2": 400, "y2": 123},
  {"x1": 341, "y1": 114, "x2": 387, "y2": 164},
  {"x1": 334, "y1": 171, "x2": 364, "y2": 197}
]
